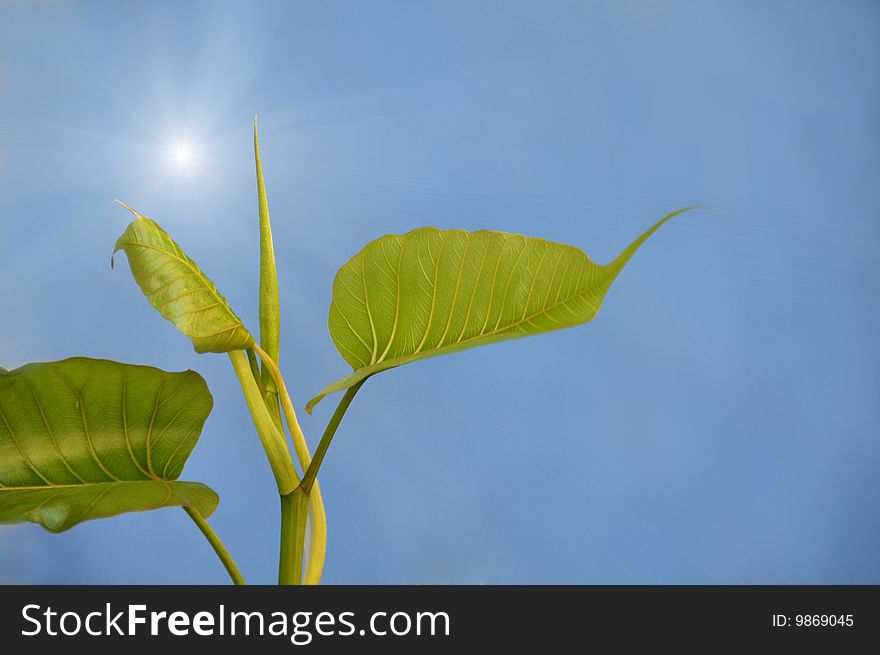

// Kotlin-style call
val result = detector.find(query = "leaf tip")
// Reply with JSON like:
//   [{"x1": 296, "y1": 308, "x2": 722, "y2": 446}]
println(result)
[
  {"x1": 304, "y1": 395, "x2": 320, "y2": 414},
  {"x1": 110, "y1": 201, "x2": 149, "y2": 270},
  {"x1": 607, "y1": 204, "x2": 699, "y2": 273},
  {"x1": 114, "y1": 199, "x2": 140, "y2": 216}
]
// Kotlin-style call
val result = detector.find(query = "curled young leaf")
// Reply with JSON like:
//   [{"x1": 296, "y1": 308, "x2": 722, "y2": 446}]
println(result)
[
  {"x1": 113, "y1": 203, "x2": 255, "y2": 354},
  {"x1": 307, "y1": 207, "x2": 695, "y2": 412},
  {"x1": 0, "y1": 357, "x2": 217, "y2": 532},
  {"x1": 254, "y1": 118, "x2": 281, "y2": 393}
]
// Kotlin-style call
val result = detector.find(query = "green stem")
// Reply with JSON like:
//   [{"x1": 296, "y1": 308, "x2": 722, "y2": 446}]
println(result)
[
  {"x1": 263, "y1": 389, "x2": 283, "y2": 434},
  {"x1": 278, "y1": 488, "x2": 310, "y2": 585},
  {"x1": 301, "y1": 380, "x2": 365, "y2": 494},
  {"x1": 252, "y1": 345, "x2": 308, "y2": 464},
  {"x1": 301, "y1": 485, "x2": 327, "y2": 585},
  {"x1": 253, "y1": 343, "x2": 326, "y2": 584},
  {"x1": 228, "y1": 350, "x2": 298, "y2": 495},
  {"x1": 184, "y1": 507, "x2": 246, "y2": 585},
  {"x1": 245, "y1": 348, "x2": 263, "y2": 387}
]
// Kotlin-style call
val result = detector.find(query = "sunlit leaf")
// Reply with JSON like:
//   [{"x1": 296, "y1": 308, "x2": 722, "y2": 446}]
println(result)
[
  {"x1": 0, "y1": 357, "x2": 217, "y2": 532},
  {"x1": 307, "y1": 207, "x2": 694, "y2": 411},
  {"x1": 113, "y1": 203, "x2": 255, "y2": 354}
]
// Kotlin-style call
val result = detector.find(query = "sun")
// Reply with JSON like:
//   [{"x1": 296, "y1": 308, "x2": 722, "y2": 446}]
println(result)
[{"x1": 170, "y1": 143, "x2": 195, "y2": 168}]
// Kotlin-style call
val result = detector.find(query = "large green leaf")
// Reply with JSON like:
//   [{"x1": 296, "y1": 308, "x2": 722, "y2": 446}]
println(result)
[
  {"x1": 112, "y1": 203, "x2": 255, "y2": 354},
  {"x1": 0, "y1": 357, "x2": 217, "y2": 532},
  {"x1": 307, "y1": 207, "x2": 694, "y2": 412}
]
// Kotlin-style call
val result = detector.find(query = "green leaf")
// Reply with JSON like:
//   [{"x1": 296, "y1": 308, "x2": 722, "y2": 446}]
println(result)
[
  {"x1": 0, "y1": 357, "x2": 218, "y2": 532},
  {"x1": 307, "y1": 207, "x2": 694, "y2": 412},
  {"x1": 254, "y1": 118, "x2": 281, "y2": 396},
  {"x1": 112, "y1": 202, "x2": 255, "y2": 354}
]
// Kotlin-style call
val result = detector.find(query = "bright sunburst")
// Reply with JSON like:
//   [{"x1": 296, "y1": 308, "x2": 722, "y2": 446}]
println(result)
[{"x1": 170, "y1": 143, "x2": 196, "y2": 168}]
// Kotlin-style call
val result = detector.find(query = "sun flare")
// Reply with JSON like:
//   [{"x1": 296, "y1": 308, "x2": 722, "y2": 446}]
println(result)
[{"x1": 170, "y1": 143, "x2": 195, "y2": 168}]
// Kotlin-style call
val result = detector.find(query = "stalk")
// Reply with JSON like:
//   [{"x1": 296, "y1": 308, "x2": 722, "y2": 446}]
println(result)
[
  {"x1": 253, "y1": 343, "x2": 327, "y2": 584},
  {"x1": 184, "y1": 507, "x2": 246, "y2": 585},
  {"x1": 228, "y1": 350, "x2": 298, "y2": 495},
  {"x1": 301, "y1": 381, "x2": 364, "y2": 493},
  {"x1": 278, "y1": 488, "x2": 310, "y2": 585}
]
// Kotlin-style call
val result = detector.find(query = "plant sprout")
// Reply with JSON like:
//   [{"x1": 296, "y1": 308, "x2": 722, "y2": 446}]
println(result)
[{"x1": 0, "y1": 119, "x2": 694, "y2": 584}]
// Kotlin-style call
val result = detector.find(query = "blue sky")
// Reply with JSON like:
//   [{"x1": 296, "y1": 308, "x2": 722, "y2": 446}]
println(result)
[{"x1": 1, "y1": 0, "x2": 878, "y2": 583}]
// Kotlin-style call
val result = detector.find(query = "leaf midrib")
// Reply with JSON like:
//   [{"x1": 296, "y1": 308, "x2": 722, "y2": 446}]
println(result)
[
  {"x1": 349, "y1": 231, "x2": 594, "y2": 369},
  {"x1": 1, "y1": 479, "x2": 177, "y2": 492},
  {"x1": 329, "y1": 272, "x2": 606, "y2": 390},
  {"x1": 116, "y1": 238, "x2": 238, "y2": 323},
  {"x1": 356, "y1": 258, "x2": 608, "y2": 369}
]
